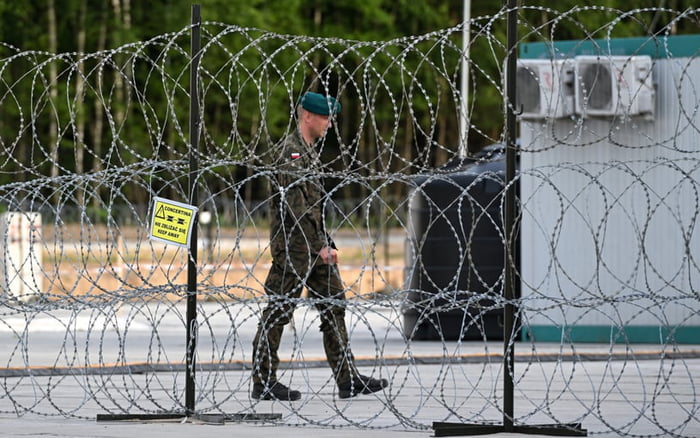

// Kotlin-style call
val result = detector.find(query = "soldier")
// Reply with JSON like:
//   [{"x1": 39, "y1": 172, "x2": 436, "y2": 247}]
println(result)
[{"x1": 251, "y1": 91, "x2": 388, "y2": 401}]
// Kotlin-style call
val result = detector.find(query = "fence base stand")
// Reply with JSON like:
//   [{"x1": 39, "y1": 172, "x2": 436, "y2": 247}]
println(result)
[
  {"x1": 96, "y1": 412, "x2": 282, "y2": 425},
  {"x1": 432, "y1": 422, "x2": 587, "y2": 437}
]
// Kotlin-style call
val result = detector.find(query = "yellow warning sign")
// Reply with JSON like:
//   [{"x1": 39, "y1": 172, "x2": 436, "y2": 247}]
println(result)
[{"x1": 149, "y1": 197, "x2": 198, "y2": 247}]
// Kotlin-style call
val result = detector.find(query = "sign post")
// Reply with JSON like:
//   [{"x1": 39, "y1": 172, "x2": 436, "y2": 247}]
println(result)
[
  {"x1": 186, "y1": 3, "x2": 201, "y2": 417},
  {"x1": 95, "y1": 3, "x2": 276, "y2": 426}
]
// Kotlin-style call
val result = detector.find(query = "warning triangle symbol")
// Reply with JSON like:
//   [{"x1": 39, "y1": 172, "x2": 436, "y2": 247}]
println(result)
[{"x1": 155, "y1": 204, "x2": 166, "y2": 220}]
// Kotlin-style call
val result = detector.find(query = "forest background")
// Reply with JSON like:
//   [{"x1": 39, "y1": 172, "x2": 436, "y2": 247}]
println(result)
[{"x1": 0, "y1": 0, "x2": 696, "y2": 220}]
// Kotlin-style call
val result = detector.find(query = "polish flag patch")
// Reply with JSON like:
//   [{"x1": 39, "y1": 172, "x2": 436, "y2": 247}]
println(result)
[{"x1": 290, "y1": 152, "x2": 301, "y2": 160}]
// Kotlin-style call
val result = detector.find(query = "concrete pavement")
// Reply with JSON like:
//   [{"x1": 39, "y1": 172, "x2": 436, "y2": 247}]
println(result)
[
  {"x1": 1, "y1": 302, "x2": 699, "y2": 437},
  {"x1": 2, "y1": 351, "x2": 699, "y2": 437}
]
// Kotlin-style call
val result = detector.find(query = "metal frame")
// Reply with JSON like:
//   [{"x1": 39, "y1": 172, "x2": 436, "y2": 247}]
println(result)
[
  {"x1": 432, "y1": 2, "x2": 587, "y2": 435},
  {"x1": 95, "y1": 4, "x2": 281, "y2": 425}
]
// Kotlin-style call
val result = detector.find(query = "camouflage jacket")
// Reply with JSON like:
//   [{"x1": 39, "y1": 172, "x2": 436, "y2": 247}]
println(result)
[{"x1": 268, "y1": 128, "x2": 334, "y2": 261}]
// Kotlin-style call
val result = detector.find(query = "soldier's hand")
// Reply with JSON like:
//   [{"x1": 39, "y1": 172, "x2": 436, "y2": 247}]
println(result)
[{"x1": 319, "y1": 246, "x2": 338, "y2": 265}]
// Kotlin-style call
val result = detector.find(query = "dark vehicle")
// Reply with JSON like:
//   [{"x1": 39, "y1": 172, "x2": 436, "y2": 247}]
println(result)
[{"x1": 403, "y1": 145, "x2": 520, "y2": 341}]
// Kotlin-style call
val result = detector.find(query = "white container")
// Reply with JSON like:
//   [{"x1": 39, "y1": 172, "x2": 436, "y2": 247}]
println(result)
[
  {"x1": 519, "y1": 42, "x2": 700, "y2": 343},
  {"x1": 0, "y1": 212, "x2": 43, "y2": 302}
]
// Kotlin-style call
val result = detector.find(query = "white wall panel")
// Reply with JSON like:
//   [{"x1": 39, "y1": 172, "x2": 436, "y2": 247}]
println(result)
[{"x1": 520, "y1": 56, "x2": 700, "y2": 337}]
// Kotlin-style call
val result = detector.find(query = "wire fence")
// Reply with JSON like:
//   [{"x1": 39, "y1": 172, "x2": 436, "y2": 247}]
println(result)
[{"x1": 1, "y1": 5, "x2": 699, "y2": 436}]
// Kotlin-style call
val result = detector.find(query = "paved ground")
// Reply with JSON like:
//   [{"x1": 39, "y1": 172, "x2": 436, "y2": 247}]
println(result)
[
  {"x1": 3, "y1": 352, "x2": 699, "y2": 437},
  {"x1": 1, "y1": 302, "x2": 699, "y2": 437},
  {"x1": 0, "y1": 416, "x2": 583, "y2": 438}
]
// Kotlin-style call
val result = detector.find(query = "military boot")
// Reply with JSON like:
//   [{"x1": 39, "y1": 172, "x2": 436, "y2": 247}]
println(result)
[
  {"x1": 251, "y1": 381, "x2": 301, "y2": 401},
  {"x1": 338, "y1": 374, "x2": 388, "y2": 399}
]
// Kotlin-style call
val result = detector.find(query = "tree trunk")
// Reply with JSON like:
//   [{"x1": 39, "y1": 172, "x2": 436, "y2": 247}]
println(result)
[
  {"x1": 111, "y1": 0, "x2": 126, "y2": 131},
  {"x1": 244, "y1": 114, "x2": 260, "y2": 213},
  {"x1": 91, "y1": 0, "x2": 108, "y2": 213},
  {"x1": 48, "y1": 0, "x2": 59, "y2": 203},
  {"x1": 75, "y1": 0, "x2": 87, "y2": 207}
]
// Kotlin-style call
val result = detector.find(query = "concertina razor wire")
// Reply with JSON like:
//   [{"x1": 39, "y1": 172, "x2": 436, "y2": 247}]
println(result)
[{"x1": 0, "y1": 5, "x2": 699, "y2": 436}]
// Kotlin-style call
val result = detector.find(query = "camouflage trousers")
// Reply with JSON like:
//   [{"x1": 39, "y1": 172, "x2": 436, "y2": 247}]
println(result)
[{"x1": 252, "y1": 254, "x2": 355, "y2": 386}]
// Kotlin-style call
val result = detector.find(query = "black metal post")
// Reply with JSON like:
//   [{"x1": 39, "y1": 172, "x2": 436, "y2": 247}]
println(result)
[
  {"x1": 185, "y1": 3, "x2": 201, "y2": 417},
  {"x1": 97, "y1": 4, "x2": 280, "y2": 425},
  {"x1": 502, "y1": 0, "x2": 518, "y2": 431}
]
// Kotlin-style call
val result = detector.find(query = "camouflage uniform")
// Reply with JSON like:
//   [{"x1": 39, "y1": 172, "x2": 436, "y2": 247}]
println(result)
[{"x1": 252, "y1": 128, "x2": 355, "y2": 386}]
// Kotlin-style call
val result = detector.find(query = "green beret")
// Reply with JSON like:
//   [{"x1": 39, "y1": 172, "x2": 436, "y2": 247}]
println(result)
[{"x1": 299, "y1": 91, "x2": 341, "y2": 115}]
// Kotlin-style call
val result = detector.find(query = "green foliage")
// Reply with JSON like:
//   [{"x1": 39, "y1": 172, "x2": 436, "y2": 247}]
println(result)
[{"x1": 1, "y1": 1, "x2": 698, "y2": 216}]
